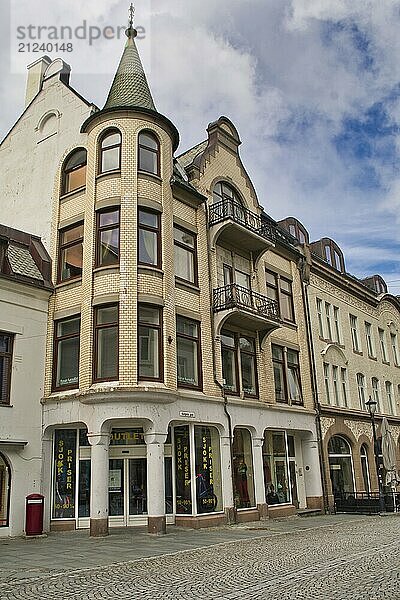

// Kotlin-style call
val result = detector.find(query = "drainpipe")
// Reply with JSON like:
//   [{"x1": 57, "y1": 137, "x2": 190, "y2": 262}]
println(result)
[{"x1": 299, "y1": 252, "x2": 329, "y2": 513}]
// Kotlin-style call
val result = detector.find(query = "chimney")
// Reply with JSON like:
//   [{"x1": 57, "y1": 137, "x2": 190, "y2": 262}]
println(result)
[{"x1": 25, "y1": 56, "x2": 52, "y2": 107}]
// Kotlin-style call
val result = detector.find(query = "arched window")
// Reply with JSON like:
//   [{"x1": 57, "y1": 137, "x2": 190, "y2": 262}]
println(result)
[
  {"x1": 360, "y1": 444, "x2": 371, "y2": 493},
  {"x1": 99, "y1": 129, "x2": 121, "y2": 173},
  {"x1": 138, "y1": 131, "x2": 160, "y2": 175},
  {"x1": 0, "y1": 453, "x2": 11, "y2": 527},
  {"x1": 328, "y1": 435, "x2": 355, "y2": 499},
  {"x1": 62, "y1": 148, "x2": 87, "y2": 194},
  {"x1": 213, "y1": 182, "x2": 247, "y2": 225}
]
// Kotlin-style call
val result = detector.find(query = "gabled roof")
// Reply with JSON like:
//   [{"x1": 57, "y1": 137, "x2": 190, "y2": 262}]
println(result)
[
  {"x1": 103, "y1": 28, "x2": 155, "y2": 112},
  {"x1": 177, "y1": 140, "x2": 207, "y2": 169}
]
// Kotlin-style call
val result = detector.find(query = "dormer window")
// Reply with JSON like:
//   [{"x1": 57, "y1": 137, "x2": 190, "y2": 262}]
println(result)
[
  {"x1": 62, "y1": 148, "x2": 87, "y2": 195},
  {"x1": 278, "y1": 217, "x2": 309, "y2": 245},
  {"x1": 138, "y1": 131, "x2": 160, "y2": 176},
  {"x1": 322, "y1": 239, "x2": 344, "y2": 272},
  {"x1": 99, "y1": 129, "x2": 121, "y2": 173}
]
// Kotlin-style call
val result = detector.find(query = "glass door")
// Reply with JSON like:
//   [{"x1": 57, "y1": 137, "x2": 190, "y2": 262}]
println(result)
[
  {"x1": 127, "y1": 458, "x2": 147, "y2": 521},
  {"x1": 109, "y1": 459, "x2": 125, "y2": 523}
]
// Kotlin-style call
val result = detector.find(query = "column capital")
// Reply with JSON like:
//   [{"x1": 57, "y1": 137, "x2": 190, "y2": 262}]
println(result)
[
  {"x1": 144, "y1": 432, "x2": 168, "y2": 445},
  {"x1": 87, "y1": 432, "x2": 110, "y2": 447},
  {"x1": 253, "y1": 437, "x2": 264, "y2": 448}
]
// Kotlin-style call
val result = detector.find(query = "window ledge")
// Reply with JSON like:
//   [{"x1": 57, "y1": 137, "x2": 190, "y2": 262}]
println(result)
[
  {"x1": 282, "y1": 321, "x2": 297, "y2": 331},
  {"x1": 368, "y1": 355, "x2": 377, "y2": 361},
  {"x1": 138, "y1": 171, "x2": 162, "y2": 184},
  {"x1": 138, "y1": 265, "x2": 164, "y2": 278},
  {"x1": 95, "y1": 170, "x2": 121, "y2": 182},
  {"x1": 382, "y1": 360, "x2": 391, "y2": 366},
  {"x1": 0, "y1": 404, "x2": 12, "y2": 408},
  {"x1": 353, "y1": 350, "x2": 363, "y2": 356},
  {"x1": 175, "y1": 279, "x2": 200, "y2": 294},
  {"x1": 93, "y1": 265, "x2": 120, "y2": 275},
  {"x1": 59, "y1": 186, "x2": 86, "y2": 202},
  {"x1": 55, "y1": 278, "x2": 82, "y2": 290}
]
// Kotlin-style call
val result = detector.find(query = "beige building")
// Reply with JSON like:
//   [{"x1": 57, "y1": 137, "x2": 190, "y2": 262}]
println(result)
[
  {"x1": 279, "y1": 217, "x2": 400, "y2": 511},
  {"x1": 29, "y1": 26, "x2": 322, "y2": 536},
  {"x1": 0, "y1": 225, "x2": 52, "y2": 537}
]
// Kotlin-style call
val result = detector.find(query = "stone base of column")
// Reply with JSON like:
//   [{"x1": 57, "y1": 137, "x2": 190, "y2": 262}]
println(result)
[
  {"x1": 257, "y1": 503, "x2": 269, "y2": 520},
  {"x1": 147, "y1": 516, "x2": 166, "y2": 535},
  {"x1": 90, "y1": 518, "x2": 109, "y2": 537},
  {"x1": 224, "y1": 506, "x2": 237, "y2": 524}
]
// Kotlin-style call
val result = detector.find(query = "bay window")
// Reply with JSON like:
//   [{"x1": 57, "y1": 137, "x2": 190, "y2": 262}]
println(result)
[
  {"x1": 272, "y1": 345, "x2": 302, "y2": 404},
  {"x1": 138, "y1": 209, "x2": 161, "y2": 268},
  {"x1": 138, "y1": 305, "x2": 162, "y2": 381},
  {"x1": 96, "y1": 208, "x2": 120, "y2": 267},
  {"x1": 176, "y1": 316, "x2": 201, "y2": 389},
  {"x1": 174, "y1": 226, "x2": 197, "y2": 285},
  {"x1": 53, "y1": 316, "x2": 80, "y2": 390},
  {"x1": 58, "y1": 223, "x2": 83, "y2": 283},
  {"x1": 94, "y1": 305, "x2": 118, "y2": 382},
  {"x1": 221, "y1": 331, "x2": 257, "y2": 397}
]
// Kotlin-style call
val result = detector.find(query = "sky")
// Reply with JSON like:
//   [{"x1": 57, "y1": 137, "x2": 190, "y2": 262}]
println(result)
[{"x1": 1, "y1": 0, "x2": 400, "y2": 293}]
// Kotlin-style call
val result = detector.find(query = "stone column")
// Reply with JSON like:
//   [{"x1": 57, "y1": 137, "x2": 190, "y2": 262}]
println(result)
[
  {"x1": 145, "y1": 432, "x2": 167, "y2": 534},
  {"x1": 221, "y1": 435, "x2": 236, "y2": 523},
  {"x1": 88, "y1": 432, "x2": 109, "y2": 537},
  {"x1": 302, "y1": 437, "x2": 323, "y2": 510},
  {"x1": 253, "y1": 436, "x2": 268, "y2": 519}
]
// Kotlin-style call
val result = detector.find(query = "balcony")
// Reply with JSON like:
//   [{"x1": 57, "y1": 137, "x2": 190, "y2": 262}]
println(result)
[
  {"x1": 213, "y1": 284, "x2": 281, "y2": 341},
  {"x1": 208, "y1": 199, "x2": 275, "y2": 256}
]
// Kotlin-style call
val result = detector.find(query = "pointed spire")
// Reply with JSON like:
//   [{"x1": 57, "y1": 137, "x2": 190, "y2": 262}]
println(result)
[{"x1": 103, "y1": 4, "x2": 156, "y2": 112}]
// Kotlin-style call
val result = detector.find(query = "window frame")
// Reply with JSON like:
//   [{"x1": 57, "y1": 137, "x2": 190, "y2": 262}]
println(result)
[
  {"x1": 98, "y1": 128, "x2": 122, "y2": 174},
  {"x1": 138, "y1": 130, "x2": 160, "y2": 176},
  {"x1": 385, "y1": 380, "x2": 394, "y2": 414},
  {"x1": 93, "y1": 304, "x2": 119, "y2": 383},
  {"x1": 176, "y1": 316, "x2": 202, "y2": 390},
  {"x1": 266, "y1": 270, "x2": 295, "y2": 323},
  {"x1": 379, "y1": 328, "x2": 389, "y2": 363},
  {"x1": 365, "y1": 321, "x2": 375, "y2": 358},
  {"x1": 61, "y1": 148, "x2": 87, "y2": 195},
  {"x1": 221, "y1": 331, "x2": 240, "y2": 395},
  {"x1": 357, "y1": 373, "x2": 366, "y2": 410},
  {"x1": 173, "y1": 225, "x2": 198, "y2": 286},
  {"x1": 57, "y1": 222, "x2": 84, "y2": 284},
  {"x1": 138, "y1": 304, "x2": 163, "y2": 382},
  {"x1": 390, "y1": 333, "x2": 399, "y2": 366},
  {"x1": 272, "y1": 344, "x2": 303, "y2": 405},
  {"x1": 0, "y1": 332, "x2": 14, "y2": 405},
  {"x1": 52, "y1": 316, "x2": 80, "y2": 391},
  {"x1": 350, "y1": 314, "x2": 360, "y2": 352},
  {"x1": 95, "y1": 207, "x2": 120, "y2": 268},
  {"x1": 138, "y1": 208, "x2": 161, "y2": 269},
  {"x1": 372, "y1": 377, "x2": 380, "y2": 413}
]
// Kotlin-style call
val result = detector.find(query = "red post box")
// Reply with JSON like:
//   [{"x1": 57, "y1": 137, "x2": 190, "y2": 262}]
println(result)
[{"x1": 25, "y1": 494, "x2": 44, "y2": 536}]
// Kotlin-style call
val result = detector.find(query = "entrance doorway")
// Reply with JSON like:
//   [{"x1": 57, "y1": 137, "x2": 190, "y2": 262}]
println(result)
[
  {"x1": 109, "y1": 458, "x2": 147, "y2": 526},
  {"x1": 0, "y1": 453, "x2": 10, "y2": 527}
]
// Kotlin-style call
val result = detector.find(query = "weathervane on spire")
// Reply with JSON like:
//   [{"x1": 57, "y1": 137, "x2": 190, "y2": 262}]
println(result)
[{"x1": 126, "y1": 3, "x2": 137, "y2": 38}]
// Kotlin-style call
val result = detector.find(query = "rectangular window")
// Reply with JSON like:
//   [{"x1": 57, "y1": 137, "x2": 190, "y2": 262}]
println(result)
[
  {"x1": 324, "y1": 363, "x2": 331, "y2": 404},
  {"x1": 0, "y1": 333, "x2": 13, "y2": 404},
  {"x1": 372, "y1": 378, "x2": 380, "y2": 413},
  {"x1": 379, "y1": 328, "x2": 389, "y2": 363},
  {"x1": 391, "y1": 333, "x2": 399, "y2": 366},
  {"x1": 221, "y1": 331, "x2": 238, "y2": 394},
  {"x1": 94, "y1": 305, "x2": 118, "y2": 382},
  {"x1": 58, "y1": 222, "x2": 83, "y2": 283},
  {"x1": 138, "y1": 209, "x2": 161, "y2": 268},
  {"x1": 341, "y1": 368, "x2": 348, "y2": 407},
  {"x1": 53, "y1": 316, "x2": 80, "y2": 390},
  {"x1": 333, "y1": 307, "x2": 341, "y2": 344},
  {"x1": 223, "y1": 264, "x2": 233, "y2": 286},
  {"x1": 350, "y1": 314, "x2": 360, "y2": 352},
  {"x1": 272, "y1": 345, "x2": 302, "y2": 405},
  {"x1": 325, "y1": 303, "x2": 333, "y2": 341},
  {"x1": 138, "y1": 305, "x2": 162, "y2": 381},
  {"x1": 332, "y1": 365, "x2": 339, "y2": 406},
  {"x1": 176, "y1": 316, "x2": 201, "y2": 389},
  {"x1": 316, "y1": 298, "x2": 324, "y2": 337},
  {"x1": 221, "y1": 332, "x2": 258, "y2": 397},
  {"x1": 96, "y1": 208, "x2": 120, "y2": 267},
  {"x1": 357, "y1": 373, "x2": 366, "y2": 410},
  {"x1": 266, "y1": 270, "x2": 294, "y2": 322},
  {"x1": 365, "y1": 322, "x2": 375, "y2": 358},
  {"x1": 239, "y1": 336, "x2": 257, "y2": 397},
  {"x1": 385, "y1": 381, "x2": 394, "y2": 414},
  {"x1": 174, "y1": 226, "x2": 197, "y2": 285}
]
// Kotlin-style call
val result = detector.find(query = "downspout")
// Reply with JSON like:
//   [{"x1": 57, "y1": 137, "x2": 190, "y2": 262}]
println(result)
[
  {"x1": 299, "y1": 249, "x2": 329, "y2": 513},
  {"x1": 206, "y1": 206, "x2": 237, "y2": 524}
]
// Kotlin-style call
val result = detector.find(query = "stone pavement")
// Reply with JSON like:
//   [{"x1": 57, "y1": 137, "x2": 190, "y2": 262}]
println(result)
[{"x1": 0, "y1": 514, "x2": 399, "y2": 599}]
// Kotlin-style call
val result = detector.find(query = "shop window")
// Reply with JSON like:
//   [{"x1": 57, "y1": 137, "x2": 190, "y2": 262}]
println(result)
[
  {"x1": 263, "y1": 431, "x2": 291, "y2": 505},
  {"x1": 78, "y1": 460, "x2": 91, "y2": 518},
  {"x1": 221, "y1": 331, "x2": 257, "y2": 397},
  {"x1": 0, "y1": 333, "x2": 13, "y2": 405},
  {"x1": 266, "y1": 270, "x2": 295, "y2": 323},
  {"x1": 176, "y1": 316, "x2": 201, "y2": 389},
  {"x1": 328, "y1": 435, "x2": 355, "y2": 500},
  {"x1": 138, "y1": 130, "x2": 160, "y2": 175},
  {"x1": 360, "y1": 444, "x2": 371, "y2": 493},
  {"x1": 62, "y1": 148, "x2": 87, "y2": 195},
  {"x1": 173, "y1": 225, "x2": 197, "y2": 285},
  {"x1": 174, "y1": 424, "x2": 223, "y2": 515},
  {"x1": 232, "y1": 429, "x2": 255, "y2": 509},
  {"x1": 52, "y1": 429, "x2": 77, "y2": 519},
  {"x1": 95, "y1": 208, "x2": 120, "y2": 267},
  {"x1": 138, "y1": 305, "x2": 162, "y2": 381},
  {"x1": 138, "y1": 209, "x2": 161, "y2": 268},
  {"x1": 0, "y1": 453, "x2": 10, "y2": 527},
  {"x1": 53, "y1": 316, "x2": 80, "y2": 390},
  {"x1": 272, "y1": 345, "x2": 302, "y2": 405},
  {"x1": 58, "y1": 222, "x2": 84, "y2": 283},
  {"x1": 93, "y1": 305, "x2": 119, "y2": 382},
  {"x1": 99, "y1": 129, "x2": 121, "y2": 173}
]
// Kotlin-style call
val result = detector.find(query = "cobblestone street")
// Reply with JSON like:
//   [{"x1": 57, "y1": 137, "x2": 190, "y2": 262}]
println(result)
[{"x1": 1, "y1": 515, "x2": 399, "y2": 599}]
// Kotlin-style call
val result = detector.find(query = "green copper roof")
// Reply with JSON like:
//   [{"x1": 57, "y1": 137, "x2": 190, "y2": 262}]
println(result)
[{"x1": 103, "y1": 30, "x2": 156, "y2": 111}]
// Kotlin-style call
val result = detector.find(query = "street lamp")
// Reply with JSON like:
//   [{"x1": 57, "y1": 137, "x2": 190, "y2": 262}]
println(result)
[{"x1": 365, "y1": 396, "x2": 385, "y2": 513}]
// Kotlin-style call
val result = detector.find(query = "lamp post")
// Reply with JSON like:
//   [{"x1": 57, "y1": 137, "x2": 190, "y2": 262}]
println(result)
[{"x1": 365, "y1": 396, "x2": 385, "y2": 513}]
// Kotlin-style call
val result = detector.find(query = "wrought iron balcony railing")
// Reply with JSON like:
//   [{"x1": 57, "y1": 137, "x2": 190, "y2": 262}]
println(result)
[
  {"x1": 209, "y1": 199, "x2": 275, "y2": 244},
  {"x1": 213, "y1": 284, "x2": 280, "y2": 321}
]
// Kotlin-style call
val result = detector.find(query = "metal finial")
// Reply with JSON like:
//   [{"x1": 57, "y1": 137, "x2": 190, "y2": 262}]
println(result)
[{"x1": 125, "y1": 3, "x2": 137, "y2": 38}]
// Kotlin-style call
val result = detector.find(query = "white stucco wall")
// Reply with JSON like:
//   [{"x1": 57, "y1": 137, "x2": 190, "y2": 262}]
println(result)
[{"x1": 0, "y1": 278, "x2": 50, "y2": 537}]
